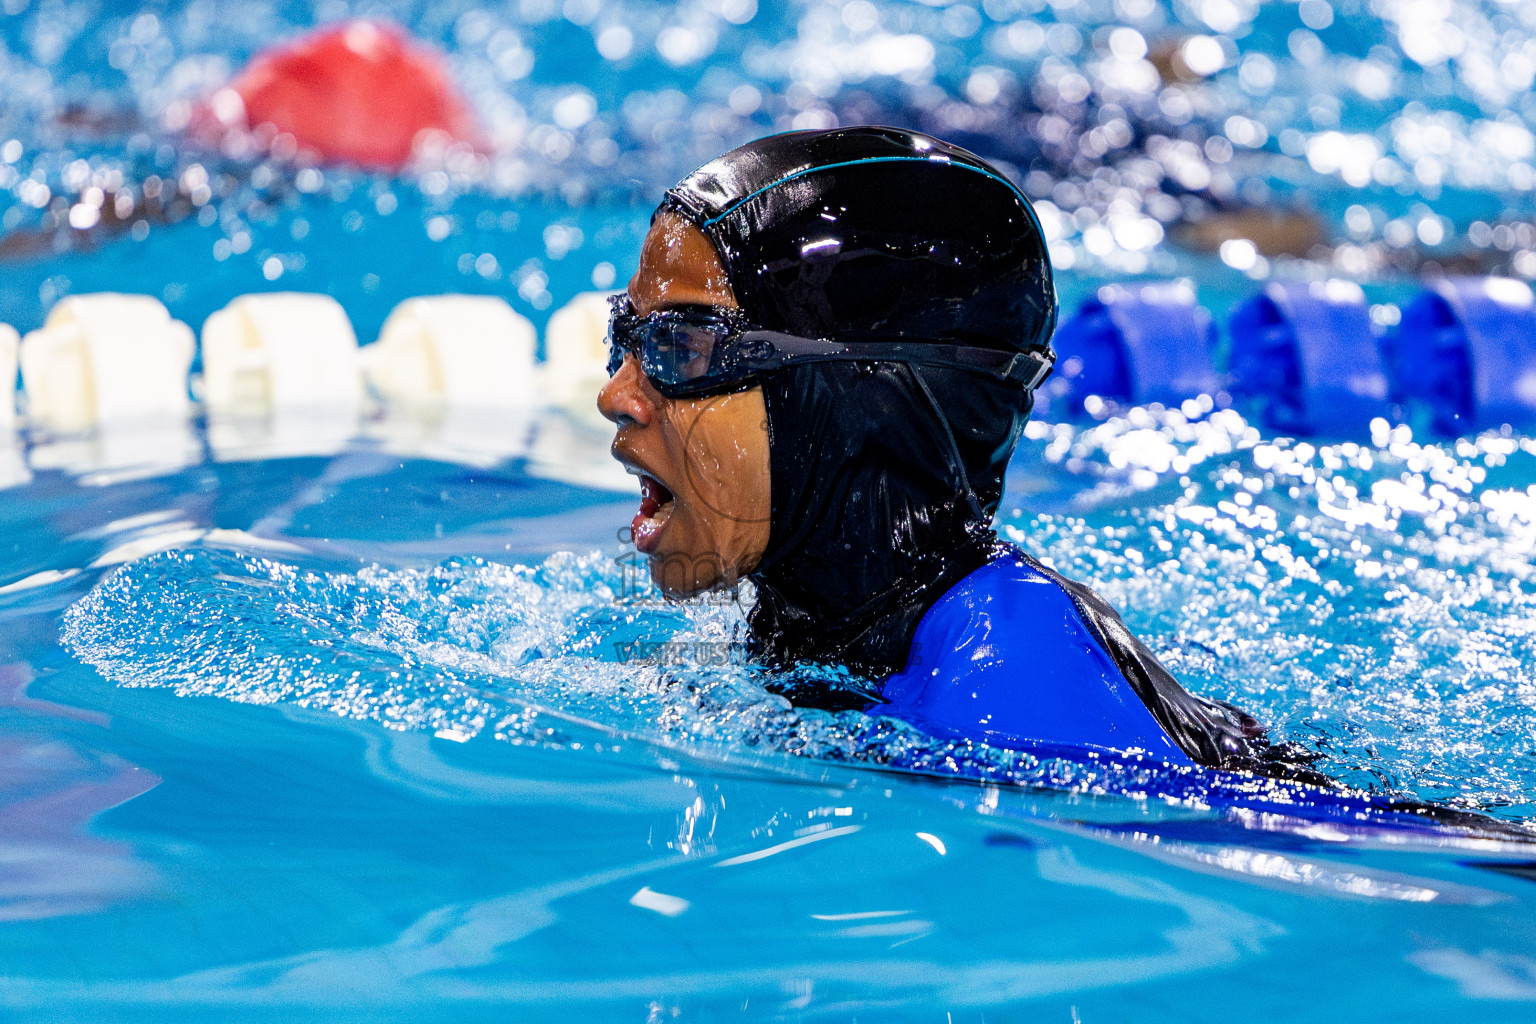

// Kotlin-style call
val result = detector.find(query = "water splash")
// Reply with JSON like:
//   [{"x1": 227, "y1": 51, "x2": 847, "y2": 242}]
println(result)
[
  {"x1": 1007, "y1": 407, "x2": 1536, "y2": 814},
  {"x1": 61, "y1": 542, "x2": 1267, "y2": 817}
]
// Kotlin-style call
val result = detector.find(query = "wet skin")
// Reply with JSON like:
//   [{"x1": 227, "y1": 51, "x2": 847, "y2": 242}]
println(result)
[{"x1": 596, "y1": 211, "x2": 772, "y2": 597}]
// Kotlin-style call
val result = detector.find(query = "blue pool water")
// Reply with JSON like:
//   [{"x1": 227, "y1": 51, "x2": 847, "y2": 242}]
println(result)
[
  {"x1": 0, "y1": 411, "x2": 1532, "y2": 1020},
  {"x1": 3, "y1": 0, "x2": 1536, "y2": 1019}
]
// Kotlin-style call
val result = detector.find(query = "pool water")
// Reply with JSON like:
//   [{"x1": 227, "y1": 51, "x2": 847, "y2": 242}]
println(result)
[
  {"x1": 0, "y1": 409, "x2": 1531, "y2": 1021},
  {"x1": 3, "y1": 0, "x2": 1536, "y2": 1018}
]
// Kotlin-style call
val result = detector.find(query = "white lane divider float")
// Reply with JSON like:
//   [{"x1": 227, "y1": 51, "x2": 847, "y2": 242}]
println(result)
[
  {"x1": 202, "y1": 292, "x2": 364, "y2": 413},
  {"x1": 364, "y1": 294, "x2": 539, "y2": 464},
  {"x1": 528, "y1": 290, "x2": 634, "y2": 491},
  {"x1": 201, "y1": 292, "x2": 364, "y2": 460},
  {"x1": 0, "y1": 323, "x2": 18, "y2": 431},
  {"x1": 1, "y1": 323, "x2": 28, "y2": 491},
  {"x1": 365, "y1": 294, "x2": 537, "y2": 409},
  {"x1": 3, "y1": 288, "x2": 634, "y2": 485},
  {"x1": 20, "y1": 294, "x2": 195, "y2": 433},
  {"x1": 542, "y1": 290, "x2": 616, "y2": 424}
]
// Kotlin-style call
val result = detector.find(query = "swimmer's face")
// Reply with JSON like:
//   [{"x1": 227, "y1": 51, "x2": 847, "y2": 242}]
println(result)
[{"x1": 597, "y1": 211, "x2": 771, "y2": 597}]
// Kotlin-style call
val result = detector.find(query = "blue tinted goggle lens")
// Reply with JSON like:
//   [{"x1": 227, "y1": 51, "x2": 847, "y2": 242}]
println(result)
[{"x1": 606, "y1": 297, "x2": 753, "y2": 396}]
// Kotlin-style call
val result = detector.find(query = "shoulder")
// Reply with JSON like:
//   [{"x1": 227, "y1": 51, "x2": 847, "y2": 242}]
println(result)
[
  {"x1": 914, "y1": 548, "x2": 1077, "y2": 638},
  {"x1": 891, "y1": 546, "x2": 1103, "y2": 685},
  {"x1": 879, "y1": 546, "x2": 1196, "y2": 762},
  {"x1": 944, "y1": 548, "x2": 1051, "y2": 592}
]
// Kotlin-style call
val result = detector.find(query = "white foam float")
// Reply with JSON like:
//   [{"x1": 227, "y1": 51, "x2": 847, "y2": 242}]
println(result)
[
  {"x1": 364, "y1": 294, "x2": 537, "y2": 410},
  {"x1": 525, "y1": 291, "x2": 630, "y2": 491},
  {"x1": 542, "y1": 290, "x2": 616, "y2": 422},
  {"x1": 20, "y1": 294, "x2": 195, "y2": 433},
  {"x1": 201, "y1": 292, "x2": 364, "y2": 415},
  {"x1": 363, "y1": 295, "x2": 540, "y2": 465},
  {"x1": 0, "y1": 323, "x2": 18, "y2": 431}
]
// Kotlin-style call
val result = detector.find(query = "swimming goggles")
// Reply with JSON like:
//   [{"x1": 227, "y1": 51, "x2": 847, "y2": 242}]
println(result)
[{"x1": 606, "y1": 295, "x2": 1054, "y2": 399}]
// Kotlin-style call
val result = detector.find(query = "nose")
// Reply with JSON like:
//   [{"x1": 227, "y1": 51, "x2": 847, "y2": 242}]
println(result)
[{"x1": 597, "y1": 354, "x2": 658, "y2": 428}]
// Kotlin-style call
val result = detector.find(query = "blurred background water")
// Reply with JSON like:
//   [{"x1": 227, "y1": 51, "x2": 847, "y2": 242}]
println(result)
[
  {"x1": 9, "y1": 0, "x2": 1536, "y2": 334},
  {"x1": 2, "y1": 0, "x2": 1536, "y2": 1020}
]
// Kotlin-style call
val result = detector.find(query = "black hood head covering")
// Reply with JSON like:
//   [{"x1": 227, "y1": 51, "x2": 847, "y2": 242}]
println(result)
[
  {"x1": 659, "y1": 126, "x2": 1057, "y2": 680},
  {"x1": 661, "y1": 126, "x2": 1057, "y2": 352}
]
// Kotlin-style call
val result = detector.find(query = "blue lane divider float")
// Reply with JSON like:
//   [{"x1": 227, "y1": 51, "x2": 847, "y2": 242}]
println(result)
[
  {"x1": 1047, "y1": 281, "x2": 1218, "y2": 415},
  {"x1": 1227, "y1": 279, "x2": 1390, "y2": 436},
  {"x1": 1390, "y1": 276, "x2": 1536, "y2": 435}
]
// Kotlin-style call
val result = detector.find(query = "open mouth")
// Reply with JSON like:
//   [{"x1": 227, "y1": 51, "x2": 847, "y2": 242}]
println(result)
[{"x1": 632, "y1": 473, "x2": 676, "y2": 554}]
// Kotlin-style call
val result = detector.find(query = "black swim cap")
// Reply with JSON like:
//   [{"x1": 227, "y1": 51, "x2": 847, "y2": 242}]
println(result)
[
  {"x1": 661, "y1": 125, "x2": 1057, "y2": 356},
  {"x1": 658, "y1": 126, "x2": 1057, "y2": 680}
]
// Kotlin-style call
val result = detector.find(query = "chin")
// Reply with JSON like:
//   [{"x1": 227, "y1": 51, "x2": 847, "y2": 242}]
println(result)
[{"x1": 647, "y1": 546, "x2": 727, "y2": 597}]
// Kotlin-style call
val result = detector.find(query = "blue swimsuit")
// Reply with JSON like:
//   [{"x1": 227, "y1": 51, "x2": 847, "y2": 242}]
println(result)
[{"x1": 873, "y1": 549, "x2": 1196, "y2": 765}]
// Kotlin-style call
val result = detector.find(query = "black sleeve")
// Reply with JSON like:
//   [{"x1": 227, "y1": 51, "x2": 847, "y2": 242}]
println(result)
[{"x1": 1018, "y1": 553, "x2": 1332, "y2": 781}]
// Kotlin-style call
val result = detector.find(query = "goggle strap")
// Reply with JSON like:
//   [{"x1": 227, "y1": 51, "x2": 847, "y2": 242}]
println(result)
[
  {"x1": 740, "y1": 332, "x2": 1055, "y2": 387},
  {"x1": 605, "y1": 298, "x2": 1056, "y2": 394}
]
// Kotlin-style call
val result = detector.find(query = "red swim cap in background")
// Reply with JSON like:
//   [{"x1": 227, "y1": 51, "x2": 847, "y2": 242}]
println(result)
[{"x1": 211, "y1": 20, "x2": 480, "y2": 171}]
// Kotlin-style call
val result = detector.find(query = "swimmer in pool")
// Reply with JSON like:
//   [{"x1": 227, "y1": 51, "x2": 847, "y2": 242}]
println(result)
[{"x1": 597, "y1": 125, "x2": 1293, "y2": 773}]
